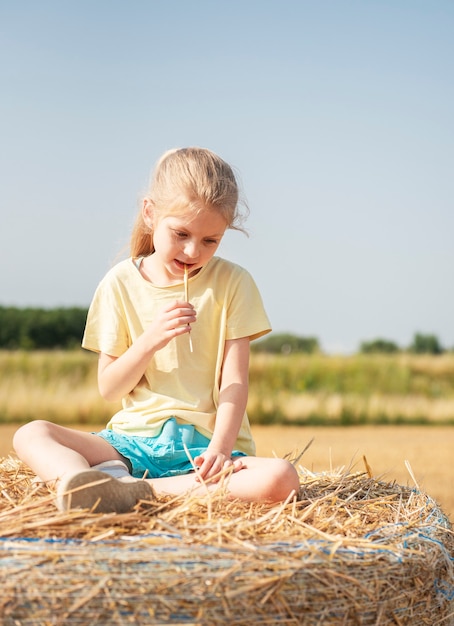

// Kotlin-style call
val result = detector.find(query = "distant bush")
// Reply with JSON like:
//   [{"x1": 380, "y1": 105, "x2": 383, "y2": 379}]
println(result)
[
  {"x1": 252, "y1": 333, "x2": 320, "y2": 354},
  {"x1": 360, "y1": 338, "x2": 400, "y2": 354},
  {"x1": 0, "y1": 306, "x2": 88, "y2": 350},
  {"x1": 359, "y1": 334, "x2": 446, "y2": 355},
  {"x1": 409, "y1": 332, "x2": 444, "y2": 355}
]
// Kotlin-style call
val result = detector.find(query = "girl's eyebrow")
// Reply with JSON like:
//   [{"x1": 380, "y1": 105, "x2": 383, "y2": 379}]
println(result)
[{"x1": 171, "y1": 226, "x2": 225, "y2": 238}]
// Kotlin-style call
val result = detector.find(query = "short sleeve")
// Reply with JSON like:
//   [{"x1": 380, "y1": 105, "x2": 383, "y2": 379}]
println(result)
[
  {"x1": 82, "y1": 278, "x2": 131, "y2": 356},
  {"x1": 225, "y1": 268, "x2": 271, "y2": 341}
]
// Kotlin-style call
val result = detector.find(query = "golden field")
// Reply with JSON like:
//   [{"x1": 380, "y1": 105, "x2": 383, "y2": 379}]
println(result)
[
  {"x1": 253, "y1": 424, "x2": 454, "y2": 524},
  {"x1": 2, "y1": 350, "x2": 454, "y2": 426}
]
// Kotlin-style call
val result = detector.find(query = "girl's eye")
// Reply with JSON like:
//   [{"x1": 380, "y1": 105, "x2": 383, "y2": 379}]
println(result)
[{"x1": 172, "y1": 229, "x2": 219, "y2": 245}]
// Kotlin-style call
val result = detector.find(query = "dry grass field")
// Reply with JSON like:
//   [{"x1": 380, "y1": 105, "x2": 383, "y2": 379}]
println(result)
[
  {"x1": 1, "y1": 423, "x2": 452, "y2": 523},
  {"x1": 3, "y1": 351, "x2": 454, "y2": 426},
  {"x1": 252, "y1": 424, "x2": 454, "y2": 523}
]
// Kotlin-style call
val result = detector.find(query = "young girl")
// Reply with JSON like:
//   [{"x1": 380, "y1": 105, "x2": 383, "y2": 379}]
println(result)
[{"x1": 13, "y1": 147, "x2": 300, "y2": 513}]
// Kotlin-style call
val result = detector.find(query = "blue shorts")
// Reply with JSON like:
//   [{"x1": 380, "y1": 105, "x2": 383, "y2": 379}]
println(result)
[{"x1": 96, "y1": 417, "x2": 246, "y2": 479}]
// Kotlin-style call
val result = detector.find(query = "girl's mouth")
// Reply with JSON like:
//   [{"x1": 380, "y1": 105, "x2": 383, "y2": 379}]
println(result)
[{"x1": 176, "y1": 259, "x2": 196, "y2": 271}]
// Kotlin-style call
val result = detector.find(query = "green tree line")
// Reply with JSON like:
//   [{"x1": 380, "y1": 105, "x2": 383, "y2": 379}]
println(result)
[
  {"x1": 253, "y1": 332, "x2": 450, "y2": 355},
  {"x1": 0, "y1": 306, "x2": 88, "y2": 349},
  {"x1": 359, "y1": 333, "x2": 446, "y2": 355},
  {"x1": 0, "y1": 306, "x2": 449, "y2": 354}
]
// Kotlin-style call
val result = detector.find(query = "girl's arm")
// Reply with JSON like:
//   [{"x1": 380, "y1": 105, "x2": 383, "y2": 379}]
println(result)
[
  {"x1": 97, "y1": 299, "x2": 196, "y2": 401},
  {"x1": 194, "y1": 336, "x2": 250, "y2": 480}
]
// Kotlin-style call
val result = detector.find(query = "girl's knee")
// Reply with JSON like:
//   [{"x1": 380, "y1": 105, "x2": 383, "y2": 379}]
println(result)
[
  {"x1": 274, "y1": 458, "x2": 300, "y2": 497},
  {"x1": 13, "y1": 420, "x2": 54, "y2": 455},
  {"x1": 259, "y1": 458, "x2": 300, "y2": 502}
]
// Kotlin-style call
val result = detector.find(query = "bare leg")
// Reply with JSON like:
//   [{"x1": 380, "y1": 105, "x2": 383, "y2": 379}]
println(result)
[
  {"x1": 148, "y1": 456, "x2": 300, "y2": 503},
  {"x1": 13, "y1": 421, "x2": 155, "y2": 513},
  {"x1": 13, "y1": 420, "x2": 127, "y2": 482},
  {"x1": 14, "y1": 422, "x2": 299, "y2": 507}
]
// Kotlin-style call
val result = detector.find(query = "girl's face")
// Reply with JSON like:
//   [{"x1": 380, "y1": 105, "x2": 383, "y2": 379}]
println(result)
[{"x1": 145, "y1": 204, "x2": 227, "y2": 285}]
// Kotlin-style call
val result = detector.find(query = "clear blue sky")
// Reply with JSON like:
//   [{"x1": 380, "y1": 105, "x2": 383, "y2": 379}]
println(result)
[{"x1": 1, "y1": 1, "x2": 453, "y2": 353}]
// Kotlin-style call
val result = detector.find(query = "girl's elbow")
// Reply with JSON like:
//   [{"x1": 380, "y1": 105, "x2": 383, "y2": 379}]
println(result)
[
  {"x1": 101, "y1": 391, "x2": 119, "y2": 403},
  {"x1": 98, "y1": 380, "x2": 122, "y2": 403}
]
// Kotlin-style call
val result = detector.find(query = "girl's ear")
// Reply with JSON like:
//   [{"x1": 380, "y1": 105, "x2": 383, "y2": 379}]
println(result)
[{"x1": 142, "y1": 199, "x2": 155, "y2": 229}]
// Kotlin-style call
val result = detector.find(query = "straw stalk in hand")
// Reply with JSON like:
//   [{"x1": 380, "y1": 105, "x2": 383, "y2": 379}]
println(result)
[{"x1": 184, "y1": 265, "x2": 194, "y2": 353}]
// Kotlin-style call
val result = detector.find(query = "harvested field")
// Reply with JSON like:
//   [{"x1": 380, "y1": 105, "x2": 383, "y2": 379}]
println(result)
[
  {"x1": 253, "y1": 424, "x2": 454, "y2": 523},
  {"x1": 0, "y1": 457, "x2": 452, "y2": 625}
]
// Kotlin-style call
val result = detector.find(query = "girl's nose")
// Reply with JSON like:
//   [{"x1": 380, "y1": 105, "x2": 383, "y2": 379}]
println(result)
[{"x1": 183, "y1": 240, "x2": 199, "y2": 259}]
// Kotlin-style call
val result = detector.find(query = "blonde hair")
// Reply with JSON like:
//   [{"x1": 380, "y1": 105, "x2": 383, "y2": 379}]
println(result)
[{"x1": 130, "y1": 147, "x2": 248, "y2": 257}]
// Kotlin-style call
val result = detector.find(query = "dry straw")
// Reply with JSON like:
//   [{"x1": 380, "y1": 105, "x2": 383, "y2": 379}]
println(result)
[
  {"x1": 0, "y1": 455, "x2": 453, "y2": 625},
  {"x1": 184, "y1": 264, "x2": 194, "y2": 353}
]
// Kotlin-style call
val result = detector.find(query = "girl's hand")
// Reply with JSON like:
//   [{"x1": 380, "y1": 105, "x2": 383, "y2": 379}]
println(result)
[
  {"x1": 97, "y1": 299, "x2": 196, "y2": 402},
  {"x1": 193, "y1": 450, "x2": 244, "y2": 482},
  {"x1": 144, "y1": 299, "x2": 196, "y2": 352}
]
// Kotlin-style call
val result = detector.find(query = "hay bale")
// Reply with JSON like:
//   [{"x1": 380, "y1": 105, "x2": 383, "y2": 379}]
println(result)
[{"x1": 0, "y1": 456, "x2": 452, "y2": 625}]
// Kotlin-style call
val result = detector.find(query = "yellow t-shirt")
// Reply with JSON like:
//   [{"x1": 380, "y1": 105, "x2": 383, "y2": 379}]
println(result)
[{"x1": 82, "y1": 256, "x2": 271, "y2": 455}]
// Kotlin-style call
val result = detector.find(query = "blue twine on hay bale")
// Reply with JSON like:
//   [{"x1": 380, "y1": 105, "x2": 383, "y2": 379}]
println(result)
[{"x1": 1, "y1": 518, "x2": 453, "y2": 626}]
